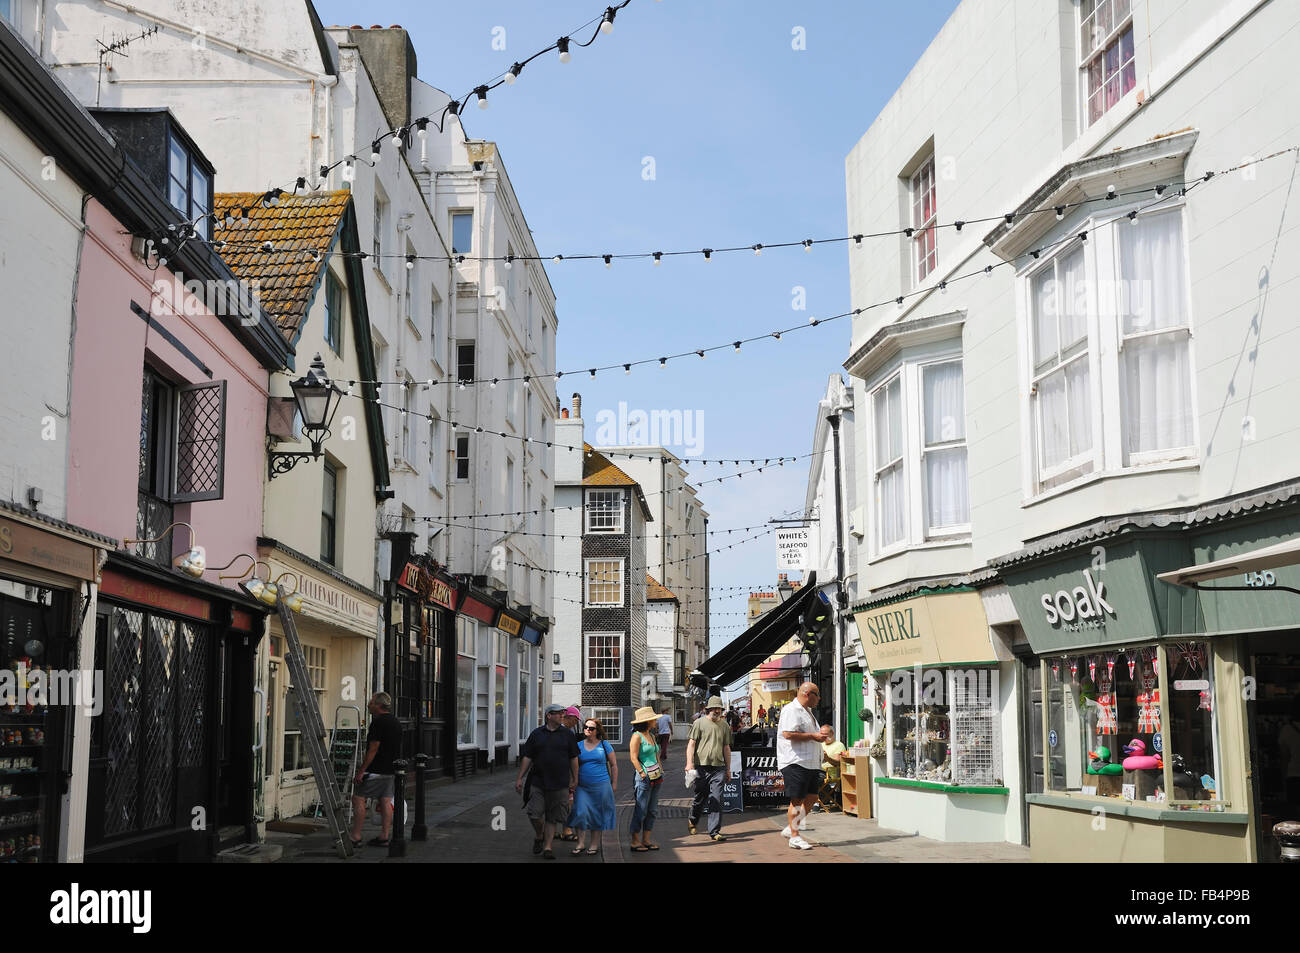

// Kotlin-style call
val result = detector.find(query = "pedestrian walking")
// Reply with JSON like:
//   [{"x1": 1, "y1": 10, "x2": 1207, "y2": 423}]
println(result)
[
  {"x1": 685, "y1": 695, "x2": 733, "y2": 843},
  {"x1": 567, "y1": 717, "x2": 618, "y2": 856},
  {"x1": 757, "y1": 705, "x2": 767, "y2": 727},
  {"x1": 656, "y1": 709, "x2": 673, "y2": 763},
  {"x1": 516, "y1": 703, "x2": 580, "y2": 859},
  {"x1": 559, "y1": 706, "x2": 583, "y2": 842},
  {"x1": 628, "y1": 706, "x2": 664, "y2": 852},
  {"x1": 349, "y1": 692, "x2": 401, "y2": 849},
  {"x1": 777, "y1": 682, "x2": 829, "y2": 850}
]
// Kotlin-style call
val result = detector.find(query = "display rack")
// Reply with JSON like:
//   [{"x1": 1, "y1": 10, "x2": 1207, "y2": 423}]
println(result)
[
  {"x1": 841, "y1": 755, "x2": 872, "y2": 818},
  {"x1": 0, "y1": 708, "x2": 47, "y2": 862}
]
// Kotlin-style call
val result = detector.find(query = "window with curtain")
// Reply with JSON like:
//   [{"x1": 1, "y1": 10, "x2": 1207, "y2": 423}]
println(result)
[
  {"x1": 1118, "y1": 209, "x2": 1193, "y2": 462},
  {"x1": 922, "y1": 361, "x2": 968, "y2": 534},
  {"x1": 1030, "y1": 246, "x2": 1094, "y2": 487},
  {"x1": 873, "y1": 375, "x2": 905, "y2": 548},
  {"x1": 911, "y1": 155, "x2": 937, "y2": 282},
  {"x1": 456, "y1": 616, "x2": 476, "y2": 747}
]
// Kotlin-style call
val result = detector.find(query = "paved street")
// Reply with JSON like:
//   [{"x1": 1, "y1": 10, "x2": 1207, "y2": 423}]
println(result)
[{"x1": 271, "y1": 768, "x2": 1029, "y2": 864}]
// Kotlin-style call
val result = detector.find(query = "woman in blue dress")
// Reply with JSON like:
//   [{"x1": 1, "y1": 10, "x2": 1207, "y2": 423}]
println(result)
[{"x1": 568, "y1": 717, "x2": 619, "y2": 855}]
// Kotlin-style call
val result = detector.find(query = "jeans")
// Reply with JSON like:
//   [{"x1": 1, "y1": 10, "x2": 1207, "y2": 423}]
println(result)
[
  {"x1": 630, "y1": 773, "x2": 660, "y2": 834},
  {"x1": 691, "y1": 765, "x2": 725, "y2": 836}
]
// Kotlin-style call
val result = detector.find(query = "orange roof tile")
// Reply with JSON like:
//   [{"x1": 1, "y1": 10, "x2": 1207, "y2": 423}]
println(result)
[
  {"x1": 582, "y1": 443, "x2": 639, "y2": 487},
  {"x1": 646, "y1": 574, "x2": 677, "y2": 602},
  {"x1": 214, "y1": 191, "x2": 351, "y2": 343}
]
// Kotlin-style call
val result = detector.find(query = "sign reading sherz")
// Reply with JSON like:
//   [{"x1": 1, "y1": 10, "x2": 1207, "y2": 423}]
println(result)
[{"x1": 863, "y1": 607, "x2": 921, "y2": 645}]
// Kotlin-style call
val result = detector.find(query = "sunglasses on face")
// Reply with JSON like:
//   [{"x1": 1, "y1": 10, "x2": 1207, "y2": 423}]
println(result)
[{"x1": 584, "y1": 725, "x2": 597, "y2": 730}]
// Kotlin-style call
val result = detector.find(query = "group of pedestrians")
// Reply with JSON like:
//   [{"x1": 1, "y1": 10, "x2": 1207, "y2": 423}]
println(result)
[{"x1": 511, "y1": 681, "x2": 837, "y2": 859}]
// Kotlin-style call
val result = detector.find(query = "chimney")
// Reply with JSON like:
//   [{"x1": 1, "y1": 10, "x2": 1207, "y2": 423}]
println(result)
[
  {"x1": 347, "y1": 26, "x2": 418, "y2": 129},
  {"x1": 572, "y1": 393, "x2": 582, "y2": 419}
]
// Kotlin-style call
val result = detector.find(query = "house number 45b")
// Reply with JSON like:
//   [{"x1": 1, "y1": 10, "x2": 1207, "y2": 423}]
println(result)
[{"x1": 1243, "y1": 570, "x2": 1277, "y2": 587}]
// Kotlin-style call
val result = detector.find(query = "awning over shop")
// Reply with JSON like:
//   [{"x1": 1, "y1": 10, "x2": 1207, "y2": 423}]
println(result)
[
  {"x1": 697, "y1": 573, "x2": 818, "y2": 688},
  {"x1": 758, "y1": 652, "x2": 806, "y2": 680},
  {"x1": 1158, "y1": 536, "x2": 1300, "y2": 587}
]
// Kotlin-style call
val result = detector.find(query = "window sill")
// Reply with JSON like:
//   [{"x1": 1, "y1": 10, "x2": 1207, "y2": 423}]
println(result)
[
  {"x1": 1022, "y1": 458, "x2": 1200, "y2": 508},
  {"x1": 875, "y1": 777, "x2": 1008, "y2": 795},
  {"x1": 391, "y1": 458, "x2": 419, "y2": 475},
  {"x1": 404, "y1": 316, "x2": 423, "y2": 341},
  {"x1": 866, "y1": 537, "x2": 971, "y2": 566},
  {"x1": 1025, "y1": 792, "x2": 1246, "y2": 825},
  {"x1": 371, "y1": 265, "x2": 392, "y2": 293}
]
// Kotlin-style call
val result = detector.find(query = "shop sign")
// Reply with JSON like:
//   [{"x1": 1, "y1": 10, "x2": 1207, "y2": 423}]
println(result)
[
  {"x1": 100, "y1": 570, "x2": 211, "y2": 620},
  {"x1": 1038, "y1": 569, "x2": 1116, "y2": 630},
  {"x1": 851, "y1": 590, "x2": 992, "y2": 672},
  {"x1": 521, "y1": 626, "x2": 542, "y2": 645},
  {"x1": 762, "y1": 680, "x2": 790, "y2": 693},
  {"x1": 1049, "y1": 729, "x2": 1058, "y2": 749},
  {"x1": 552, "y1": 670, "x2": 564, "y2": 681},
  {"x1": 741, "y1": 749, "x2": 786, "y2": 806},
  {"x1": 1174, "y1": 679, "x2": 1209, "y2": 691},
  {"x1": 497, "y1": 614, "x2": 522, "y2": 637},
  {"x1": 0, "y1": 517, "x2": 98, "y2": 581},
  {"x1": 395, "y1": 562, "x2": 458, "y2": 610},
  {"x1": 459, "y1": 596, "x2": 497, "y2": 625},
  {"x1": 776, "y1": 527, "x2": 812, "y2": 573},
  {"x1": 722, "y1": 751, "x2": 743, "y2": 813}
]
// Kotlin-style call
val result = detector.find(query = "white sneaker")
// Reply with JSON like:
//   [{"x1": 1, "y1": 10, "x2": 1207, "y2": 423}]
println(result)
[
  {"x1": 788, "y1": 835, "x2": 813, "y2": 850},
  {"x1": 780, "y1": 825, "x2": 791, "y2": 838}
]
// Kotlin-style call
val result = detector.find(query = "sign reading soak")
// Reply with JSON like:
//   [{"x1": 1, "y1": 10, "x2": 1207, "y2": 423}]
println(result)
[{"x1": 1040, "y1": 568, "x2": 1116, "y2": 630}]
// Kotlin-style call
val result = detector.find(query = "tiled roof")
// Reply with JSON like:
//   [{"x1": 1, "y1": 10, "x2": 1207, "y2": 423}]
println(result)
[
  {"x1": 214, "y1": 192, "x2": 350, "y2": 343},
  {"x1": 646, "y1": 574, "x2": 677, "y2": 602},
  {"x1": 582, "y1": 443, "x2": 639, "y2": 487}
]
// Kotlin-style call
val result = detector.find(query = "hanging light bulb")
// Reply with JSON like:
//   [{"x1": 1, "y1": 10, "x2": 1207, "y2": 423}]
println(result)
[
  {"x1": 1106, "y1": 183, "x2": 1117, "y2": 199},
  {"x1": 803, "y1": 239, "x2": 813, "y2": 253},
  {"x1": 1127, "y1": 210, "x2": 1139, "y2": 225},
  {"x1": 503, "y1": 255, "x2": 513, "y2": 270},
  {"x1": 954, "y1": 220, "x2": 965, "y2": 232},
  {"x1": 752, "y1": 244, "x2": 763, "y2": 256},
  {"x1": 772, "y1": 331, "x2": 782, "y2": 340},
  {"x1": 809, "y1": 315, "x2": 819, "y2": 325},
  {"x1": 733, "y1": 342, "x2": 741, "y2": 354},
  {"x1": 984, "y1": 264, "x2": 994, "y2": 277},
  {"x1": 504, "y1": 62, "x2": 523, "y2": 85},
  {"x1": 624, "y1": 364, "x2": 631, "y2": 375},
  {"x1": 392, "y1": 128, "x2": 403, "y2": 147},
  {"x1": 939, "y1": 280, "x2": 947, "y2": 293},
  {"x1": 896, "y1": 296, "x2": 905, "y2": 308},
  {"x1": 1055, "y1": 206, "x2": 1065, "y2": 220},
  {"x1": 589, "y1": 369, "x2": 597, "y2": 379},
  {"x1": 416, "y1": 118, "x2": 429, "y2": 140},
  {"x1": 658, "y1": 357, "x2": 667, "y2": 368},
  {"x1": 702, "y1": 248, "x2": 713, "y2": 262},
  {"x1": 406, "y1": 255, "x2": 416, "y2": 270},
  {"x1": 490, "y1": 379, "x2": 498, "y2": 389},
  {"x1": 696, "y1": 349, "x2": 706, "y2": 359},
  {"x1": 371, "y1": 140, "x2": 382, "y2": 163},
  {"x1": 557, "y1": 37, "x2": 571, "y2": 63},
  {"x1": 601, "y1": 7, "x2": 616, "y2": 34},
  {"x1": 1078, "y1": 230, "x2": 1088, "y2": 244},
  {"x1": 552, "y1": 254, "x2": 563, "y2": 264},
  {"x1": 475, "y1": 86, "x2": 490, "y2": 109},
  {"x1": 603, "y1": 254, "x2": 612, "y2": 268},
  {"x1": 653, "y1": 252, "x2": 663, "y2": 266}
]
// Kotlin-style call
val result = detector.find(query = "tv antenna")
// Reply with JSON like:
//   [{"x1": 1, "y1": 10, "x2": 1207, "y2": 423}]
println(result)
[{"x1": 96, "y1": 24, "x2": 161, "y2": 106}]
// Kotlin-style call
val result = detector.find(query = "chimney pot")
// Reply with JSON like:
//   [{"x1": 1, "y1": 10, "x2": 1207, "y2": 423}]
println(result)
[{"x1": 572, "y1": 393, "x2": 582, "y2": 418}]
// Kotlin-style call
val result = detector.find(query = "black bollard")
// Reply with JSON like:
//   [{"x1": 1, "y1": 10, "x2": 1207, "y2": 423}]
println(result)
[
  {"x1": 412, "y1": 753, "x2": 428, "y2": 841},
  {"x1": 1274, "y1": 819, "x2": 1300, "y2": 863},
  {"x1": 389, "y1": 759, "x2": 407, "y2": 858}
]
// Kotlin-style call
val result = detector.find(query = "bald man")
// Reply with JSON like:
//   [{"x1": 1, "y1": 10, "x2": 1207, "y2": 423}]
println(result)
[{"x1": 776, "y1": 682, "x2": 830, "y2": 850}]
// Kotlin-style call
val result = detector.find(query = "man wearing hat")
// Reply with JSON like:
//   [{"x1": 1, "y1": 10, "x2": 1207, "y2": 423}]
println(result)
[
  {"x1": 517, "y1": 703, "x2": 580, "y2": 859},
  {"x1": 685, "y1": 696, "x2": 733, "y2": 842}
]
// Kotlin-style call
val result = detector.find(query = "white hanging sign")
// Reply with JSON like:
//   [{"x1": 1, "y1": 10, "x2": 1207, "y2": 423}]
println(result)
[{"x1": 776, "y1": 526, "x2": 813, "y2": 572}]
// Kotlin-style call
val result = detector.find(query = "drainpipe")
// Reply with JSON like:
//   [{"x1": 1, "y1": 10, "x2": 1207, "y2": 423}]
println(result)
[{"x1": 826, "y1": 408, "x2": 848, "y2": 744}]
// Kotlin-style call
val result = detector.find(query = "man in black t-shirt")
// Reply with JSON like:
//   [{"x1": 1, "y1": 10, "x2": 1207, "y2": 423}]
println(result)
[
  {"x1": 516, "y1": 703, "x2": 580, "y2": 859},
  {"x1": 349, "y1": 692, "x2": 402, "y2": 848}
]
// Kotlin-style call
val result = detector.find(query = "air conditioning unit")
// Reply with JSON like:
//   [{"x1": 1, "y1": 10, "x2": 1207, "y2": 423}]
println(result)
[{"x1": 848, "y1": 505, "x2": 865, "y2": 539}]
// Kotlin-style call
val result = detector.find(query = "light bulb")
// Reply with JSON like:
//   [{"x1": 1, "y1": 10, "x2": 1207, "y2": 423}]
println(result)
[
  {"x1": 557, "y1": 37, "x2": 571, "y2": 63},
  {"x1": 601, "y1": 8, "x2": 616, "y2": 34},
  {"x1": 552, "y1": 255, "x2": 562, "y2": 264},
  {"x1": 658, "y1": 357, "x2": 666, "y2": 368},
  {"x1": 505, "y1": 63, "x2": 522, "y2": 85},
  {"x1": 939, "y1": 280, "x2": 947, "y2": 293},
  {"x1": 1055, "y1": 206, "x2": 1065, "y2": 220},
  {"x1": 653, "y1": 252, "x2": 662, "y2": 266},
  {"x1": 1128, "y1": 210, "x2": 1139, "y2": 225},
  {"x1": 392, "y1": 131, "x2": 403, "y2": 147},
  {"x1": 697, "y1": 350, "x2": 705, "y2": 359},
  {"x1": 803, "y1": 239, "x2": 813, "y2": 253},
  {"x1": 702, "y1": 248, "x2": 712, "y2": 262},
  {"x1": 1106, "y1": 183, "x2": 1117, "y2": 198},
  {"x1": 753, "y1": 244, "x2": 762, "y2": 256},
  {"x1": 984, "y1": 265, "x2": 994, "y2": 277},
  {"x1": 476, "y1": 87, "x2": 489, "y2": 109},
  {"x1": 603, "y1": 255, "x2": 612, "y2": 268},
  {"x1": 733, "y1": 342, "x2": 741, "y2": 354},
  {"x1": 589, "y1": 369, "x2": 596, "y2": 379},
  {"x1": 406, "y1": 256, "x2": 415, "y2": 270},
  {"x1": 371, "y1": 141, "x2": 382, "y2": 163}
]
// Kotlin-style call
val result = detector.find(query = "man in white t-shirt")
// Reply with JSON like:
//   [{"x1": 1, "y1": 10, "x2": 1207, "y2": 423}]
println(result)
[{"x1": 777, "y1": 681, "x2": 829, "y2": 850}]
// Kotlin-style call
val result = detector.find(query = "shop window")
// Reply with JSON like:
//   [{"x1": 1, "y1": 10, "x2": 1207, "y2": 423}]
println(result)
[
  {"x1": 1043, "y1": 642, "x2": 1222, "y2": 806},
  {"x1": 456, "y1": 616, "x2": 476, "y2": 747},
  {"x1": 889, "y1": 668, "x2": 1000, "y2": 785},
  {"x1": 494, "y1": 632, "x2": 508, "y2": 744},
  {"x1": 592, "y1": 707, "x2": 623, "y2": 743}
]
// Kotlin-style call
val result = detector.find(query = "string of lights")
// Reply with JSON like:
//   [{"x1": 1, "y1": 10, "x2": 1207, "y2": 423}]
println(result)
[
  {"x1": 499, "y1": 557, "x2": 804, "y2": 596},
  {"x1": 331, "y1": 386, "x2": 812, "y2": 468},
  {"x1": 141, "y1": 0, "x2": 638, "y2": 251},
  {"x1": 246, "y1": 150, "x2": 1298, "y2": 393},
  {"x1": 421, "y1": 516, "x2": 775, "y2": 540}
]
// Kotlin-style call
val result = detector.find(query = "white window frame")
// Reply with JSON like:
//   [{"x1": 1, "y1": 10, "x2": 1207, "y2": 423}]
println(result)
[
  {"x1": 910, "y1": 155, "x2": 937, "y2": 283},
  {"x1": 398, "y1": 373, "x2": 414, "y2": 465},
  {"x1": 585, "y1": 558, "x2": 624, "y2": 606},
  {"x1": 592, "y1": 706, "x2": 623, "y2": 743},
  {"x1": 585, "y1": 633, "x2": 625, "y2": 682},
  {"x1": 1018, "y1": 200, "x2": 1197, "y2": 499},
  {"x1": 429, "y1": 284, "x2": 444, "y2": 371},
  {"x1": 454, "y1": 432, "x2": 471, "y2": 481},
  {"x1": 505, "y1": 355, "x2": 517, "y2": 429},
  {"x1": 919, "y1": 359, "x2": 970, "y2": 538},
  {"x1": 451, "y1": 210, "x2": 473, "y2": 256},
  {"x1": 373, "y1": 185, "x2": 390, "y2": 281},
  {"x1": 871, "y1": 372, "x2": 906, "y2": 553},
  {"x1": 1078, "y1": 0, "x2": 1135, "y2": 129},
  {"x1": 428, "y1": 410, "x2": 445, "y2": 489},
  {"x1": 585, "y1": 488, "x2": 624, "y2": 534}
]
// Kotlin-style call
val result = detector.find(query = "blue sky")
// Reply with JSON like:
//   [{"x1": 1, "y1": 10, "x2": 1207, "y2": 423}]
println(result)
[{"x1": 314, "y1": 0, "x2": 961, "y2": 653}]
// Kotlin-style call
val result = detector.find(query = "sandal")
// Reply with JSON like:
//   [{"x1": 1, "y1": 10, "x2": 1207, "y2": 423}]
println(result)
[
  {"x1": 571, "y1": 847, "x2": 585, "y2": 856},
  {"x1": 543, "y1": 848, "x2": 556, "y2": 860},
  {"x1": 350, "y1": 839, "x2": 363, "y2": 849},
  {"x1": 630, "y1": 844, "x2": 650, "y2": 852},
  {"x1": 586, "y1": 847, "x2": 599, "y2": 855},
  {"x1": 367, "y1": 837, "x2": 389, "y2": 847},
  {"x1": 644, "y1": 843, "x2": 660, "y2": 850},
  {"x1": 559, "y1": 833, "x2": 579, "y2": 842}
]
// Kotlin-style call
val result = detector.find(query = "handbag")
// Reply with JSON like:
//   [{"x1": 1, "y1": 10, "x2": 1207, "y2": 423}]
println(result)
[{"x1": 639, "y1": 732, "x2": 664, "y2": 784}]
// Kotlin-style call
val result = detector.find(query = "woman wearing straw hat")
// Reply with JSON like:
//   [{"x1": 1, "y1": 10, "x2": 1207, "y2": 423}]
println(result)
[{"x1": 628, "y1": 706, "x2": 664, "y2": 851}]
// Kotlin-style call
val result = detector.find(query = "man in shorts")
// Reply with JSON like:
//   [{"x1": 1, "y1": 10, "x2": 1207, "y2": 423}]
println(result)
[
  {"x1": 777, "y1": 682, "x2": 830, "y2": 850},
  {"x1": 350, "y1": 692, "x2": 402, "y2": 848},
  {"x1": 516, "y1": 702, "x2": 580, "y2": 859}
]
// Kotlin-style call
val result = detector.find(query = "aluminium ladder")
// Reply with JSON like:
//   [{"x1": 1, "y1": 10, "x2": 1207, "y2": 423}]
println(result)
[{"x1": 277, "y1": 599, "x2": 355, "y2": 859}]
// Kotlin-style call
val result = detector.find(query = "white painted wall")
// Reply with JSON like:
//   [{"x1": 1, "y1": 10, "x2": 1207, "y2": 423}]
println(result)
[{"x1": 0, "y1": 107, "x2": 83, "y2": 515}]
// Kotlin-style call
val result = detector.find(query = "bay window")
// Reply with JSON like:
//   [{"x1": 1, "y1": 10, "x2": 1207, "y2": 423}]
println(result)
[
  {"x1": 921, "y1": 361, "x2": 969, "y2": 534},
  {"x1": 1030, "y1": 246, "x2": 1094, "y2": 488},
  {"x1": 873, "y1": 376, "x2": 905, "y2": 549}
]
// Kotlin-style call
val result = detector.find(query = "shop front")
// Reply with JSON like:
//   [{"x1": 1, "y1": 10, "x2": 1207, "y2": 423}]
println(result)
[
  {"x1": 257, "y1": 541, "x2": 380, "y2": 822},
  {"x1": 851, "y1": 586, "x2": 1022, "y2": 843},
  {"x1": 0, "y1": 505, "x2": 109, "y2": 863},
  {"x1": 86, "y1": 552, "x2": 268, "y2": 861},
  {"x1": 999, "y1": 525, "x2": 1263, "y2": 862}
]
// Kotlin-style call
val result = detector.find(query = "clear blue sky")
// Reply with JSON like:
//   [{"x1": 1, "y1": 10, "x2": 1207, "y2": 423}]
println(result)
[{"x1": 313, "y1": 0, "x2": 961, "y2": 653}]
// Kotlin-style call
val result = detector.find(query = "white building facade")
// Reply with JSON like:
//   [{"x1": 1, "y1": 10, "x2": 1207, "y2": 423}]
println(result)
[{"x1": 845, "y1": 0, "x2": 1300, "y2": 858}]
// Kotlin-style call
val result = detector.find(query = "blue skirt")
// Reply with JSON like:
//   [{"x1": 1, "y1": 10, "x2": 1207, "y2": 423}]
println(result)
[{"x1": 568, "y1": 779, "x2": 617, "y2": 831}]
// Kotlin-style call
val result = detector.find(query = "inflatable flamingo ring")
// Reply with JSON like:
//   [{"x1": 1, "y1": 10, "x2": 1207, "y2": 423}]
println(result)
[{"x1": 1121, "y1": 738, "x2": 1162, "y2": 771}]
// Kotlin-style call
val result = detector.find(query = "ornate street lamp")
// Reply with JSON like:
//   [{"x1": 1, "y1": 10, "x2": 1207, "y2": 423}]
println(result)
[{"x1": 269, "y1": 353, "x2": 345, "y2": 479}]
